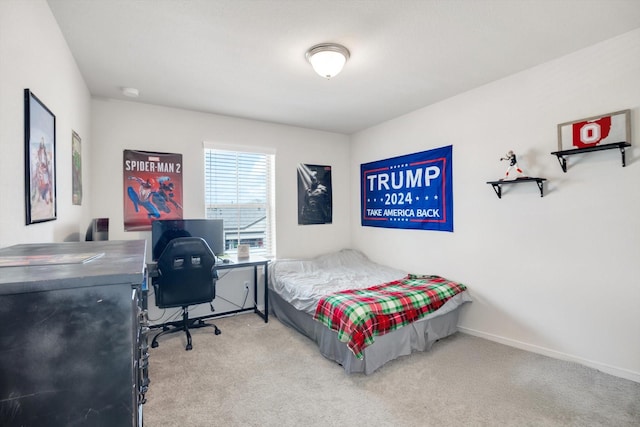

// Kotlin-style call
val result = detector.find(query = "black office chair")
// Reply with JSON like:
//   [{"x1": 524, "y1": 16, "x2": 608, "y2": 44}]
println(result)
[{"x1": 151, "y1": 237, "x2": 221, "y2": 351}]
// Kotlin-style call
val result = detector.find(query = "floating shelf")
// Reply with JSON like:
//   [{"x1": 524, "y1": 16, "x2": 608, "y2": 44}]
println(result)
[
  {"x1": 486, "y1": 177, "x2": 547, "y2": 199},
  {"x1": 550, "y1": 141, "x2": 630, "y2": 172}
]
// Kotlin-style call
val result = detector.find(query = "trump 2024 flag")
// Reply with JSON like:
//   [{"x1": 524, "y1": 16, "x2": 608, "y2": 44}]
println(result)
[{"x1": 361, "y1": 145, "x2": 453, "y2": 232}]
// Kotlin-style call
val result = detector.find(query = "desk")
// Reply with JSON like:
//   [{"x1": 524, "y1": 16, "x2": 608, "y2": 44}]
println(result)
[
  {"x1": 214, "y1": 256, "x2": 270, "y2": 323},
  {"x1": 147, "y1": 255, "x2": 269, "y2": 325}
]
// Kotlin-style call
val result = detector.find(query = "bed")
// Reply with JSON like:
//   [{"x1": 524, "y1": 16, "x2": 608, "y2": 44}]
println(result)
[{"x1": 269, "y1": 249, "x2": 472, "y2": 374}]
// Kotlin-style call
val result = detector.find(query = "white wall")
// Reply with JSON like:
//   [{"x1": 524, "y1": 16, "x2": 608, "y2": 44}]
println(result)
[
  {"x1": 350, "y1": 29, "x2": 640, "y2": 382},
  {"x1": 0, "y1": 0, "x2": 92, "y2": 247},
  {"x1": 90, "y1": 98, "x2": 350, "y2": 259}
]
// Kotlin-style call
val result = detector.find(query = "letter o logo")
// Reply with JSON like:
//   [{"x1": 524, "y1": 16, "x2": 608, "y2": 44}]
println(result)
[{"x1": 580, "y1": 123, "x2": 601, "y2": 144}]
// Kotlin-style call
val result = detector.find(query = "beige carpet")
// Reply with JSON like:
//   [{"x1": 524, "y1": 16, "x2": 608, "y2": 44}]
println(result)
[{"x1": 144, "y1": 315, "x2": 640, "y2": 427}]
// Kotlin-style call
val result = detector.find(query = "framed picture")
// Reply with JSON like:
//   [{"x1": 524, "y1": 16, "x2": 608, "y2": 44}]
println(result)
[
  {"x1": 24, "y1": 89, "x2": 56, "y2": 224},
  {"x1": 557, "y1": 109, "x2": 631, "y2": 151},
  {"x1": 72, "y1": 130, "x2": 83, "y2": 205},
  {"x1": 297, "y1": 163, "x2": 332, "y2": 225}
]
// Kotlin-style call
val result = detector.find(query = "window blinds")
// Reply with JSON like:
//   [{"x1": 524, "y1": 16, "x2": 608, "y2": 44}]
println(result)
[{"x1": 204, "y1": 148, "x2": 274, "y2": 257}]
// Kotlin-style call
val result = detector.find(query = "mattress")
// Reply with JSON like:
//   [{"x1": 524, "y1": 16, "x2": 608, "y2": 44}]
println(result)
[{"x1": 270, "y1": 249, "x2": 408, "y2": 314}]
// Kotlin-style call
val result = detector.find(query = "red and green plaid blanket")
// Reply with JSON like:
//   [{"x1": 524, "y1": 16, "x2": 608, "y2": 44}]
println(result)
[{"x1": 313, "y1": 274, "x2": 467, "y2": 359}]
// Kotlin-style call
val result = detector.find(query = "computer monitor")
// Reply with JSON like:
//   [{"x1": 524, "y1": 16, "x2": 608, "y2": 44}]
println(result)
[
  {"x1": 151, "y1": 219, "x2": 224, "y2": 261},
  {"x1": 85, "y1": 218, "x2": 109, "y2": 241}
]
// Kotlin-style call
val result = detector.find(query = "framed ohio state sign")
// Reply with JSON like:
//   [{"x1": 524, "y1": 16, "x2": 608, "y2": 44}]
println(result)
[{"x1": 557, "y1": 109, "x2": 630, "y2": 151}]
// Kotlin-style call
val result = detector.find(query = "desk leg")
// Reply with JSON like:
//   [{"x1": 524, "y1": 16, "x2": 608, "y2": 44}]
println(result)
[
  {"x1": 253, "y1": 265, "x2": 258, "y2": 317},
  {"x1": 251, "y1": 264, "x2": 269, "y2": 323},
  {"x1": 263, "y1": 263, "x2": 269, "y2": 323}
]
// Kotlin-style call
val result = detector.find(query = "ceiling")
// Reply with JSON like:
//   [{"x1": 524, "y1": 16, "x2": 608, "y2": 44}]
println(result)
[{"x1": 47, "y1": 0, "x2": 640, "y2": 135}]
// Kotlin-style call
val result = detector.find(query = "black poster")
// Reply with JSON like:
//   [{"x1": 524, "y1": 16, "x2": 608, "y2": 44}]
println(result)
[{"x1": 297, "y1": 164, "x2": 332, "y2": 225}]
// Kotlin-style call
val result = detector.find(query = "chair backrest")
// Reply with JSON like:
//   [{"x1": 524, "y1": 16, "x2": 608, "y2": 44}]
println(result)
[{"x1": 154, "y1": 237, "x2": 216, "y2": 308}]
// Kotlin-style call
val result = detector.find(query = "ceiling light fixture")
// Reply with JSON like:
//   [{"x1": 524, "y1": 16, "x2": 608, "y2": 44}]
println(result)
[{"x1": 305, "y1": 43, "x2": 350, "y2": 79}]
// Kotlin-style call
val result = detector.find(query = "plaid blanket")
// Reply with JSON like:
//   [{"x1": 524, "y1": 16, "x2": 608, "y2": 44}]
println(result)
[{"x1": 313, "y1": 274, "x2": 467, "y2": 359}]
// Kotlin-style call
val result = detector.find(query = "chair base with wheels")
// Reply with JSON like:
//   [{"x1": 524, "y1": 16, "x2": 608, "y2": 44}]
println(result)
[{"x1": 151, "y1": 306, "x2": 221, "y2": 351}]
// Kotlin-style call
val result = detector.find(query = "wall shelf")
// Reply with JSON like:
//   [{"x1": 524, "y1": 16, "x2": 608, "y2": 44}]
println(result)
[
  {"x1": 551, "y1": 141, "x2": 630, "y2": 172},
  {"x1": 486, "y1": 177, "x2": 547, "y2": 199}
]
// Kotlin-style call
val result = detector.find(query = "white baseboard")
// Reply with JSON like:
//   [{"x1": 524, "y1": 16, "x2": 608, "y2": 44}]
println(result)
[{"x1": 458, "y1": 326, "x2": 640, "y2": 384}]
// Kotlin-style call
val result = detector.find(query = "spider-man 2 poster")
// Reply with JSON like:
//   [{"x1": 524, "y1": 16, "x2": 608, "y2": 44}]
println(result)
[{"x1": 123, "y1": 150, "x2": 183, "y2": 231}]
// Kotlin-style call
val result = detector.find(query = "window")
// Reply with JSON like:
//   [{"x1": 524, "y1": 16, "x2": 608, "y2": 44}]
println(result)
[{"x1": 204, "y1": 146, "x2": 275, "y2": 257}]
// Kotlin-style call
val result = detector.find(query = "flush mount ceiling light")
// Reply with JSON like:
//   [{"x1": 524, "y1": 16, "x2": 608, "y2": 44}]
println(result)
[{"x1": 305, "y1": 43, "x2": 350, "y2": 79}]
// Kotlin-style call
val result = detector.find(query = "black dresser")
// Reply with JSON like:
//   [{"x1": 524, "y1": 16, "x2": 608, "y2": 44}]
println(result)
[{"x1": 0, "y1": 240, "x2": 149, "y2": 427}]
